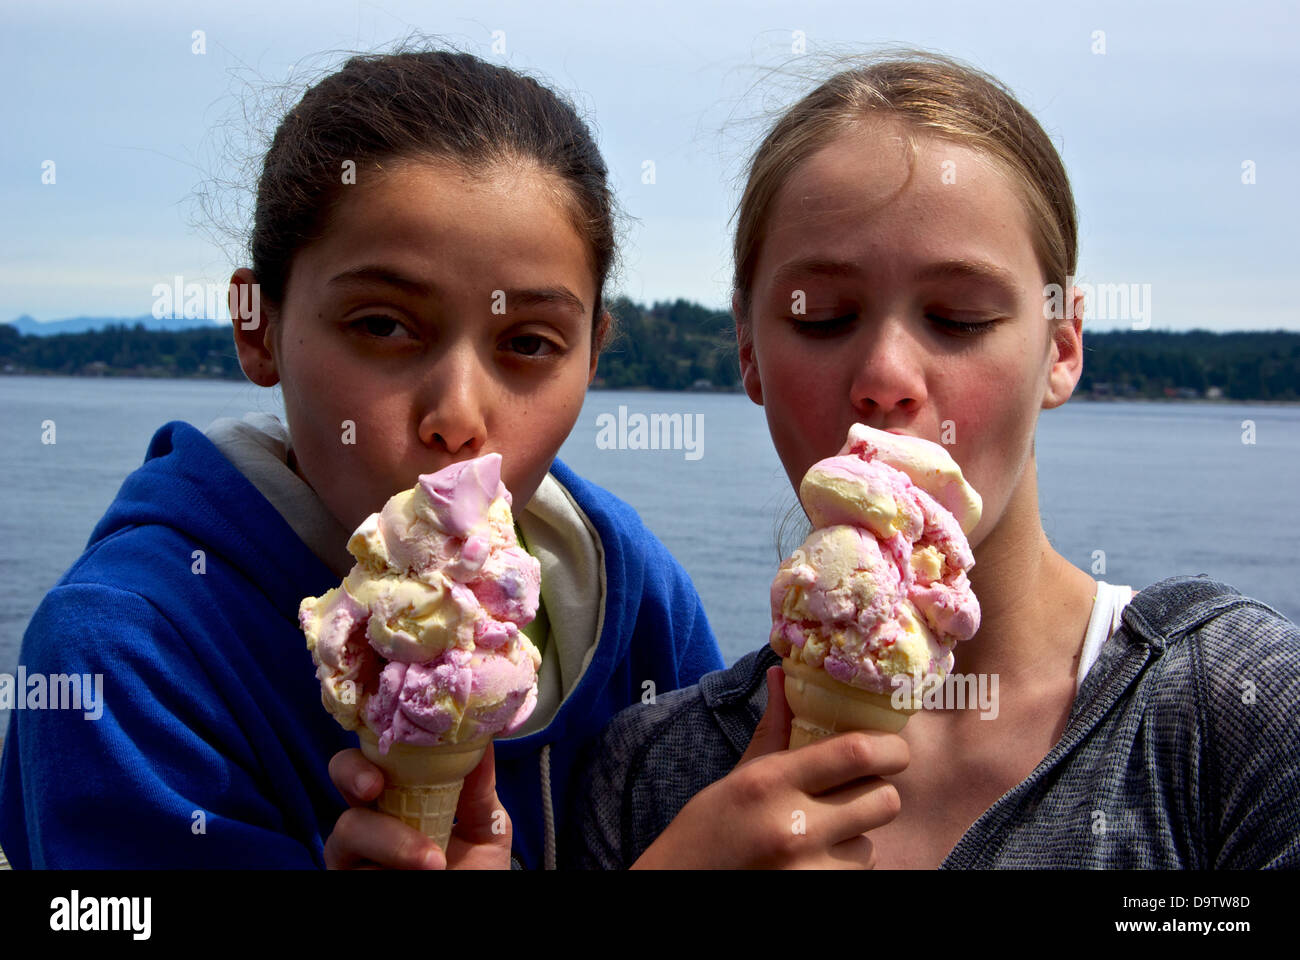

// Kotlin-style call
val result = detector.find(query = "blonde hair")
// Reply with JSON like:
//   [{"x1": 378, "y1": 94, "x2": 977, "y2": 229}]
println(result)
[{"x1": 732, "y1": 50, "x2": 1078, "y2": 321}]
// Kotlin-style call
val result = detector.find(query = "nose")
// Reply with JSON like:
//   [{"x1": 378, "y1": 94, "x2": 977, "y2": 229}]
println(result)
[
  {"x1": 849, "y1": 316, "x2": 927, "y2": 425},
  {"x1": 416, "y1": 345, "x2": 488, "y2": 457}
]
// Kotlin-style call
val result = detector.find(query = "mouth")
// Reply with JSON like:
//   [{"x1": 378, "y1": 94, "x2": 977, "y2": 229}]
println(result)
[{"x1": 857, "y1": 424, "x2": 939, "y2": 445}]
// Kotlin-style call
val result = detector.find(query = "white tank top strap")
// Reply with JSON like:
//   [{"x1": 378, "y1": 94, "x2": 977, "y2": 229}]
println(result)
[{"x1": 1075, "y1": 580, "x2": 1136, "y2": 697}]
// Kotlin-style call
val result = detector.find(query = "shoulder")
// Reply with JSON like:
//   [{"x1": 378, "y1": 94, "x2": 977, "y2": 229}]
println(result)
[
  {"x1": 1122, "y1": 575, "x2": 1299, "y2": 713},
  {"x1": 50, "y1": 514, "x2": 241, "y2": 648},
  {"x1": 13, "y1": 580, "x2": 220, "y2": 742},
  {"x1": 1124, "y1": 574, "x2": 1289, "y2": 639},
  {"x1": 19, "y1": 578, "x2": 195, "y2": 679},
  {"x1": 572, "y1": 646, "x2": 775, "y2": 865},
  {"x1": 130, "y1": 418, "x2": 236, "y2": 487},
  {"x1": 1103, "y1": 575, "x2": 1300, "y2": 782},
  {"x1": 547, "y1": 458, "x2": 652, "y2": 539},
  {"x1": 1125, "y1": 576, "x2": 1300, "y2": 861},
  {"x1": 546, "y1": 458, "x2": 694, "y2": 581},
  {"x1": 1125, "y1": 575, "x2": 1299, "y2": 684},
  {"x1": 592, "y1": 645, "x2": 777, "y2": 793},
  {"x1": 66, "y1": 517, "x2": 198, "y2": 586}
]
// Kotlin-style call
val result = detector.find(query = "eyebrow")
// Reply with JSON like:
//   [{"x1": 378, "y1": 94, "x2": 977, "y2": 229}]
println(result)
[
  {"x1": 914, "y1": 258, "x2": 1021, "y2": 293},
  {"x1": 769, "y1": 256, "x2": 1021, "y2": 297},
  {"x1": 504, "y1": 287, "x2": 587, "y2": 316},
  {"x1": 329, "y1": 266, "x2": 431, "y2": 296},
  {"x1": 328, "y1": 266, "x2": 587, "y2": 316},
  {"x1": 769, "y1": 258, "x2": 862, "y2": 290}
]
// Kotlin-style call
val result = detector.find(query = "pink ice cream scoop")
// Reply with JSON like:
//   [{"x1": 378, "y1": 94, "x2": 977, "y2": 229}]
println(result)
[
  {"x1": 300, "y1": 453, "x2": 541, "y2": 751},
  {"x1": 770, "y1": 426, "x2": 981, "y2": 706},
  {"x1": 362, "y1": 647, "x2": 539, "y2": 753}
]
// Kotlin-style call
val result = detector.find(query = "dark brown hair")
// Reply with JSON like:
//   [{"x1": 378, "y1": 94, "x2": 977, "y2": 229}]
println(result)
[{"x1": 251, "y1": 49, "x2": 616, "y2": 335}]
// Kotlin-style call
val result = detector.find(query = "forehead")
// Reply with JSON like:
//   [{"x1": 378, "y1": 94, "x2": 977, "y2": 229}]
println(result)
[
  {"x1": 758, "y1": 118, "x2": 1043, "y2": 288},
  {"x1": 293, "y1": 157, "x2": 597, "y2": 306}
]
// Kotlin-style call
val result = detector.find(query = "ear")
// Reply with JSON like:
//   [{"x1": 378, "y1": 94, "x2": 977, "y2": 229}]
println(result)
[
  {"x1": 734, "y1": 291, "x2": 763, "y2": 406},
  {"x1": 228, "y1": 268, "x2": 280, "y2": 387},
  {"x1": 588, "y1": 309, "x2": 611, "y2": 386},
  {"x1": 1042, "y1": 286, "x2": 1084, "y2": 410}
]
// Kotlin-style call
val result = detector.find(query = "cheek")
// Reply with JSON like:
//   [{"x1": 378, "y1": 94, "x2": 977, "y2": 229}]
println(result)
[
  {"x1": 945, "y1": 343, "x2": 1045, "y2": 503},
  {"x1": 279, "y1": 329, "x2": 342, "y2": 413},
  {"x1": 757, "y1": 345, "x2": 842, "y2": 481},
  {"x1": 278, "y1": 338, "x2": 404, "y2": 517},
  {"x1": 501, "y1": 364, "x2": 590, "y2": 500}
]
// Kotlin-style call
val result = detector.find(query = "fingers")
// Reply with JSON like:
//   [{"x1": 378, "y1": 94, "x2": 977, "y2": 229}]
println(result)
[
  {"x1": 765, "y1": 665, "x2": 793, "y2": 733},
  {"x1": 801, "y1": 777, "x2": 903, "y2": 845},
  {"x1": 726, "y1": 729, "x2": 906, "y2": 854},
  {"x1": 824, "y1": 834, "x2": 879, "y2": 869},
  {"x1": 451, "y1": 743, "x2": 510, "y2": 845},
  {"x1": 738, "y1": 666, "x2": 795, "y2": 765},
  {"x1": 789, "y1": 730, "x2": 910, "y2": 795},
  {"x1": 761, "y1": 833, "x2": 881, "y2": 870},
  {"x1": 723, "y1": 762, "x2": 901, "y2": 858},
  {"x1": 328, "y1": 748, "x2": 385, "y2": 807},
  {"x1": 324, "y1": 806, "x2": 445, "y2": 870}
]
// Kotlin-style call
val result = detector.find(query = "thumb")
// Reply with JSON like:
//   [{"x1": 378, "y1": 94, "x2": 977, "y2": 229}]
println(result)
[
  {"x1": 452, "y1": 742, "x2": 509, "y2": 844},
  {"x1": 738, "y1": 665, "x2": 793, "y2": 765}
]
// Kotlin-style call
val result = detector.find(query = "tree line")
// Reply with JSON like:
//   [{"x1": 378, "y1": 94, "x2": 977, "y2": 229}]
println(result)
[{"x1": 2, "y1": 302, "x2": 1297, "y2": 400}]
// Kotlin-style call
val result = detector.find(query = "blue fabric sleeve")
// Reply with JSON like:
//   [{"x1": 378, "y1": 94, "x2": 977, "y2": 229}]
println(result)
[
  {"x1": 632, "y1": 528, "x2": 724, "y2": 686},
  {"x1": 7, "y1": 583, "x2": 322, "y2": 869},
  {"x1": 672, "y1": 572, "x2": 726, "y2": 682}
]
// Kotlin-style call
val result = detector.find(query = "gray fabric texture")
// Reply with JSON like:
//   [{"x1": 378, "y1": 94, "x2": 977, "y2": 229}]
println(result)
[{"x1": 565, "y1": 575, "x2": 1300, "y2": 869}]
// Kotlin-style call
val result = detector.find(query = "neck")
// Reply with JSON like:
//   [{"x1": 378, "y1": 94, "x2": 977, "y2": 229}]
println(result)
[{"x1": 955, "y1": 458, "x2": 1096, "y2": 687}]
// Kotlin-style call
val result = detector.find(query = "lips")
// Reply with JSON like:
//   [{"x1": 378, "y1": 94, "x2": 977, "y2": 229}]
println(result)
[{"x1": 858, "y1": 424, "x2": 923, "y2": 441}]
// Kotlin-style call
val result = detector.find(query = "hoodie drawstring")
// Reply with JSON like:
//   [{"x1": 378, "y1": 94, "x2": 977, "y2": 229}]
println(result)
[{"x1": 540, "y1": 743, "x2": 556, "y2": 870}]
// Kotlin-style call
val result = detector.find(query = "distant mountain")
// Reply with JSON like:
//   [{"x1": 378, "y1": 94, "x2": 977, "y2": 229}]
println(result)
[{"x1": 5, "y1": 314, "x2": 227, "y2": 336}]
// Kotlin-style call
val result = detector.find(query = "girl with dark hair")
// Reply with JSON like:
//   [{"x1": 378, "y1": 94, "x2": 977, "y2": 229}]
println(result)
[{"x1": 0, "y1": 49, "x2": 723, "y2": 870}]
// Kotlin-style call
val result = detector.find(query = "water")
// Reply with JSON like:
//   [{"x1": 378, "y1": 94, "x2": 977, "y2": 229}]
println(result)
[{"x1": 2, "y1": 377, "x2": 1297, "y2": 690}]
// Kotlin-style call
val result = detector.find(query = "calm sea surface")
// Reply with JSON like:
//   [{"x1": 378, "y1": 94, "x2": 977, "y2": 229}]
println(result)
[{"x1": 2, "y1": 376, "x2": 1297, "y2": 687}]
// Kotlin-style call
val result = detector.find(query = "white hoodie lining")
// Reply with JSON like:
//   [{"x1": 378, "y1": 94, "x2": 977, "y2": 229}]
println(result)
[{"x1": 508, "y1": 472, "x2": 608, "y2": 737}]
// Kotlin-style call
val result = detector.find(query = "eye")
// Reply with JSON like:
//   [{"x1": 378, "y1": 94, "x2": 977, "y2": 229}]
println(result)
[
  {"x1": 351, "y1": 315, "x2": 413, "y2": 339},
  {"x1": 502, "y1": 334, "x2": 557, "y2": 357},
  {"x1": 787, "y1": 314, "x2": 856, "y2": 337},
  {"x1": 926, "y1": 313, "x2": 999, "y2": 335}
]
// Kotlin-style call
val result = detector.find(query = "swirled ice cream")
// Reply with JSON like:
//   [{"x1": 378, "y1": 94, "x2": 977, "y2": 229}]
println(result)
[
  {"x1": 300, "y1": 453, "x2": 540, "y2": 753},
  {"x1": 770, "y1": 424, "x2": 981, "y2": 709}
]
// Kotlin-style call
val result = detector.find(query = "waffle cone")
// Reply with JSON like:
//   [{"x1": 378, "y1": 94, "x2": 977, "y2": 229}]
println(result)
[
  {"x1": 781, "y1": 658, "x2": 917, "y2": 748},
  {"x1": 356, "y1": 727, "x2": 490, "y2": 852}
]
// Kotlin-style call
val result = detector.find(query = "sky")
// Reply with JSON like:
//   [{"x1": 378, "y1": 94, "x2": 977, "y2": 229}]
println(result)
[{"x1": 1, "y1": 0, "x2": 1297, "y2": 332}]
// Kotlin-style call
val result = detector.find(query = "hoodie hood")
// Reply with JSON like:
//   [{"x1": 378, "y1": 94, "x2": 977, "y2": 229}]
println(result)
[{"x1": 87, "y1": 419, "x2": 340, "y2": 618}]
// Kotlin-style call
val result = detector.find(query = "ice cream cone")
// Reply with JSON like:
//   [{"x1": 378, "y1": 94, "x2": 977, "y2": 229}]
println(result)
[
  {"x1": 781, "y1": 658, "x2": 917, "y2": 748},
  {"x1": 356, "y1": 727, "x2": 490, "y2": 852}
]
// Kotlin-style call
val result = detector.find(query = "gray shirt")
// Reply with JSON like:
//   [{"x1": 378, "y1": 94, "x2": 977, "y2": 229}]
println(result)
[{"x1": 565, "y1": 575, "x2": 1300, "y2": 868}]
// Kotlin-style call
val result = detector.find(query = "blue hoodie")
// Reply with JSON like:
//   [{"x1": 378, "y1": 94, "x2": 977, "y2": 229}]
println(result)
[{"x1": 0, "y1": 420, "x2": 722, "y2": 869}]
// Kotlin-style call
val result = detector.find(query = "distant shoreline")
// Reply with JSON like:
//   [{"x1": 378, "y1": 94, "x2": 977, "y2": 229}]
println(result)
[
  {"x1": 2, "y1": 370, "x2": 1298, "y2": 404},
  {"x1": 6, "y1": 308, "x2": 1299, "y2": 401}
]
